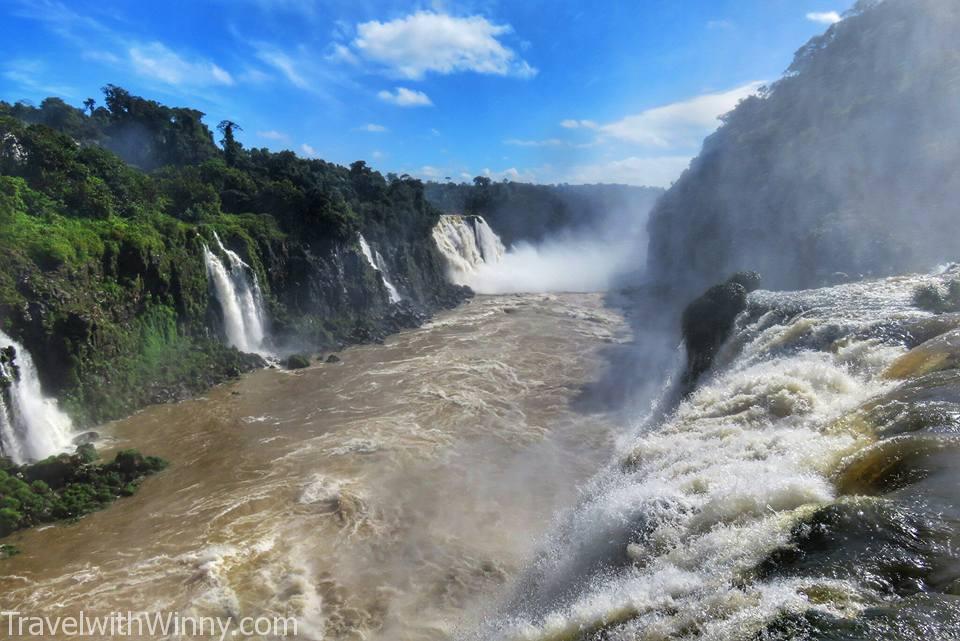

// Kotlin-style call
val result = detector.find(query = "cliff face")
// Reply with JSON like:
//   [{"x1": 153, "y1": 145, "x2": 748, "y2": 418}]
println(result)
[
  {"x1": 0, "y1": 93, "x2": 468, "y2": 426},
  {"x1": 646, "y1": 0, "x2": 960, "y2": 297}
]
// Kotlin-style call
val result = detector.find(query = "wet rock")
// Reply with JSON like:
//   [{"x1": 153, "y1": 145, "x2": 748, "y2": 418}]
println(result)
[
  {"x1": 325, "y1": 354, "x2": 341, "y2": 364},
  {"x1": 284, "y1": 353, "x2": 312, "y2": 370},
  {"x1": 72, "y1": 431, "x2": 99, "y2": 446},
  {"x1": 681, "y1": 272, "x2": 760, "y2": 389}
]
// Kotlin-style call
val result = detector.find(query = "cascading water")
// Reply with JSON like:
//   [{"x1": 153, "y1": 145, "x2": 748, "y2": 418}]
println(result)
[
  {"x1": 358, "y1": 234, "x2": 402, "y2": 304},
  {"x1": 432, "y1": 215, "x2": 506, "y2": 286},
  {"x1": 470, "y1": 268, "x2": 960, "y2": 640},
  {"x1": 203, "y1": 232, "x2": 270, "y2": 355},
  {"x1": 0, "y1": 329, "x2": 73, "y2": 464}
]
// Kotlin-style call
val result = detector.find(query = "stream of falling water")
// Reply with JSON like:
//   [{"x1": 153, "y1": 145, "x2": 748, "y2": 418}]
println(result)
[{"x1": 0, "y1": 294, "x2": 629, "y2": 640}]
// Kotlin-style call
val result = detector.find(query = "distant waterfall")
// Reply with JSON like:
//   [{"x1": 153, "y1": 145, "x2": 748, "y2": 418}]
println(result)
[
  {"x1": 203, "y1": 232, "x2": 270, "y2": 355},
  {"x1": 358, "y1": 235, "x2": 402, "y2": 304},
  {"x1": 0, "y1": 330, "x2": 73, "y2": 464},
  {"x1": 431, "y1": 215, "x2": 505, "y2": 285}
]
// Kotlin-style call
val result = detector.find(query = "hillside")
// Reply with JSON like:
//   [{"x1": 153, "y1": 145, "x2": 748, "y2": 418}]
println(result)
[
  {"x1": 646, "y1": 0, "x2": 960, "y2": 295},
  {"x1": 0, "y1": 89, "x2": 466, "y2": 425}
]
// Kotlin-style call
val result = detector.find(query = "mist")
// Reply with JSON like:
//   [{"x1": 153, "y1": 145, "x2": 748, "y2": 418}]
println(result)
[
  {"x1": 464, "y1": 231, "x2": 640, "y2": 294},
  {"x1": 432, "y1": 184, "x2": 658, "y2": 294},
  {"x1": 646, "y1": 0, "x2": 960, "y2": 297}
]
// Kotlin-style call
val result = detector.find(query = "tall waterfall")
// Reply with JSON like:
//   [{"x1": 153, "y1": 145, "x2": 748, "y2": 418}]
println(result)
[
  {"x1": 431, "y1": 215, "x2": 505, "y2": 286},
  {"x1": 203, "y1": 232, "x2": 269, "y2": 355},
  {"x1": 0, "y1": 330, "x2": 73, "y2": 464},
  {"x1": 358, "y1": 235, "x2": 402, "y2": 304}
]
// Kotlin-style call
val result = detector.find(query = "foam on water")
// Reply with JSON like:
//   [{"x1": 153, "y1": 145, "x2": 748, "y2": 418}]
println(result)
[{"x1": 468, "y1": 273, "x2": 943, "y2": 640}]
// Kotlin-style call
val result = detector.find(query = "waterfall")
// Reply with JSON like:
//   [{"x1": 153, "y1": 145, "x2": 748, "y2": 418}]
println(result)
[
  {"x1": 472, "y1": 269, "x2": 960, "y2": 640},
  {"x1": 431, "y1": 215, "x2": 505, "y2": 286},
  {"x1": 358, "y1": 235, "x2": 402, "y2": 304},
  {"x1": 0, "y1": 330, "x2": 73, "y2": 464},
  {"x1": 203, "y1": 232, "x2": 269, "y2": 355}
]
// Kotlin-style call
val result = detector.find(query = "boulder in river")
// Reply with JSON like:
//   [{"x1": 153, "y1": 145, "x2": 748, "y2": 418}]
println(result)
[{"x1": 681, "y1": 272, "x2": 761, "y2": 389}]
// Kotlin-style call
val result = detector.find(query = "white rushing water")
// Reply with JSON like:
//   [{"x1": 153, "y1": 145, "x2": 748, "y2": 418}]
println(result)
[
  {"x1": 431, "y1": 215, "x2": 642, "y2": 294},
  {"x1": 358, "y1": 234, "x2": 402, "y2": 303},
  {"x1": 432, "y1": 215, "x2": 506, "y2": 286},
  {"x1": 469, "y1": 271, "x2": 946, "y2": 640},
  {"x1": 0, "y1": 330, "x2": 73, "y2": 464},
  {"x1": 203, "y1": 232, "x2": 270, "y2": 355}
]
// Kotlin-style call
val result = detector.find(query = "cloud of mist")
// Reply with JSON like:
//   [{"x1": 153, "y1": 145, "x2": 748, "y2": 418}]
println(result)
[{"x1": 465, "y1": 204, "x2": 652, "y2": 295}]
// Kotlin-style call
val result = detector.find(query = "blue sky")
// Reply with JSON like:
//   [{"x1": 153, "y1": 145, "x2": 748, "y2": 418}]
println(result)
[{"x1": 0, "y1": 0, "x2": 853, "y2": 187}]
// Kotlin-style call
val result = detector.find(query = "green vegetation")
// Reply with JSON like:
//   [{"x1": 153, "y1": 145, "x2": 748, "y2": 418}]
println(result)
[
  {"x1": 0, "y1": 445, "x2": 167, "y2": 539},
  {"x1": 0, "y1": 87, "x2": 462, "y2": 425}
]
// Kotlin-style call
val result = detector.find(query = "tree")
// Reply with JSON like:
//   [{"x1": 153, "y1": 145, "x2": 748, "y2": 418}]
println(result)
[
  {"x1": 217, "y1": 120, "x2": 243, "y2": 167},
  {"x1": 83, "y1": 98, "x2": 95, "y2": 116}
]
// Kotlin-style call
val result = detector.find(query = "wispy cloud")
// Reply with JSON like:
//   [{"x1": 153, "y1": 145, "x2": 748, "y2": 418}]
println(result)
[
  {"x1": 560, "y1": 119, "x2": 598, "y2": 130},
  {"x1": 348, "y1": 11, "x2": 536, "y2": 80},
  {"x1": 257, "y1": 130, "x2": 290, "y2": 142},
  {"x1": 12, "y1": 1, "x2": 237, "y2": 90},
  {"x1": 377, "y1": 86, "x2": 432, "y2": 107},
  {"x1": 504, "y1": 138, "x2": 565, "y2": 147},
  {"x1": 300, "y1": 143, "x2": 318, "y2": 157},
  {"x1": 358, "y1": 123, "x2": 388, "y2": 132},
  {"x1": 2, "y1": 58, "x2": 76, "y2": 97},
  {"x1": 806, "y1": 11, "x2": 842, "y2": 25},
  {"x1": 572, "y1": 81, "x2": 763, "y2": 149},
  {"x1": 564, "y1": 156, "x2": 692, "y2": 188},
  {"x1": 129, "y1": 42, "x2": 234, "y2": 87},
  {"x1": 256, "y1": 47, "x2": 311, "y2": 89}
]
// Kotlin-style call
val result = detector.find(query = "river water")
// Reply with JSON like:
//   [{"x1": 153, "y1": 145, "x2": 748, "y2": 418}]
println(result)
[{"x1": 0, "y1": 293, "x2": 630, "y2": 640}]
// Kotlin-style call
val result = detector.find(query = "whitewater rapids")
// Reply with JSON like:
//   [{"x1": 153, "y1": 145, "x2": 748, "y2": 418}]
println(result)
[
  {"x1": 470, "y1": 269, "x2": 960, "y2": 641},
  {"x1": 0, "y1": 294, "x2": 629, "y2": 640}
]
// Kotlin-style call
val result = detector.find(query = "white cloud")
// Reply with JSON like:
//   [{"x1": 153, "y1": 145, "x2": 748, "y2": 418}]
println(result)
[
  {"x1": 504, "y1": 138, "x2": 565, "y2": 147},
  {"x1": 256, "y1": 48, "x2": 310, "y2": 89},
  {"x1": 257, "y1": 130, "x2": 289, "y2": 142},
  {"x1": 371, "y1": 150, "x2": 385, "y2": 160},
  {"x1": 806, "y1": 11, "x2": 842, "y2": 25},
  {"x1": 419, "y1": 165, "x2": 445, "y2": 179},
  {"x1": 300, "y1": 143, "x2": 318, "y2": 157},
  {"x1": 377, "y1": 86, "x2": 433, "y2": 107},
  {"x1": 560, "y1": 119, "x2": 598, "y2": 130},
  {"x1": 359, "y1": 123, "x2": 388, "y2": 132},
  {"x1": 351, "y1": 11, "x2": 536, "y2": 79},
  {"x1": 593, "y1": 81, "x2": 764, "y2": 149},
  {"x1": 483, "y1": 166, "x2": 538, "y2": 182},
  {"x1": 565, "y1": 156, "x2": 693, "y2": 188},
  {"x1": 128, "y1": 42, "x2": 234, "y2": 87}
]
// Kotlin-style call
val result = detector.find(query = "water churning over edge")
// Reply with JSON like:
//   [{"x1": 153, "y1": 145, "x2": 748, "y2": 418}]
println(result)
[
  {"x1": 0, "y1": 329, "x2": 73, "y2": 464},
  {"x1": 203, "y1": 232, "x2": 270, "y2": 355},
  {"x1": 432, "y1": 215, "x2": 506, "y2": 286},
  {"x1": 468, "y1": 271, "x2": 953, "y2": 640},
  {"x1": 359, "y1": 234, "x2": 402, "y2": 304}
]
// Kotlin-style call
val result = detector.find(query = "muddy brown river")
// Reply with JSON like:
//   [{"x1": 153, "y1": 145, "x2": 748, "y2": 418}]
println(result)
[{"x1": 0, "y1": 294, "x2": 629, "y2": 640}]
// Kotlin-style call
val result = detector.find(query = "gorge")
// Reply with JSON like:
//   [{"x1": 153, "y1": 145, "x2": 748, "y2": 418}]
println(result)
[{"x1": 3, "y1": 0, "x2": 960, "y2": 639}]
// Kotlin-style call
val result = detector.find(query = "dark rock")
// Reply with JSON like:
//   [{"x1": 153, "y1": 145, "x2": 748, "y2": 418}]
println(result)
[
  {"x1": 325, "y1": 354, "x2": 341, "y2": 363},
  {"x1": 72, "y1": 431, "x2": 99, "y2": 446},
  {"x1": 681, "y1": 272, "x2": 760, "y2": 390},
  {"x1": 727, "y1": 271, "x2": 762, "y2": 293},
  {"x1": 284, "y1": 353, "x2": 311, "y2": 370}
]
